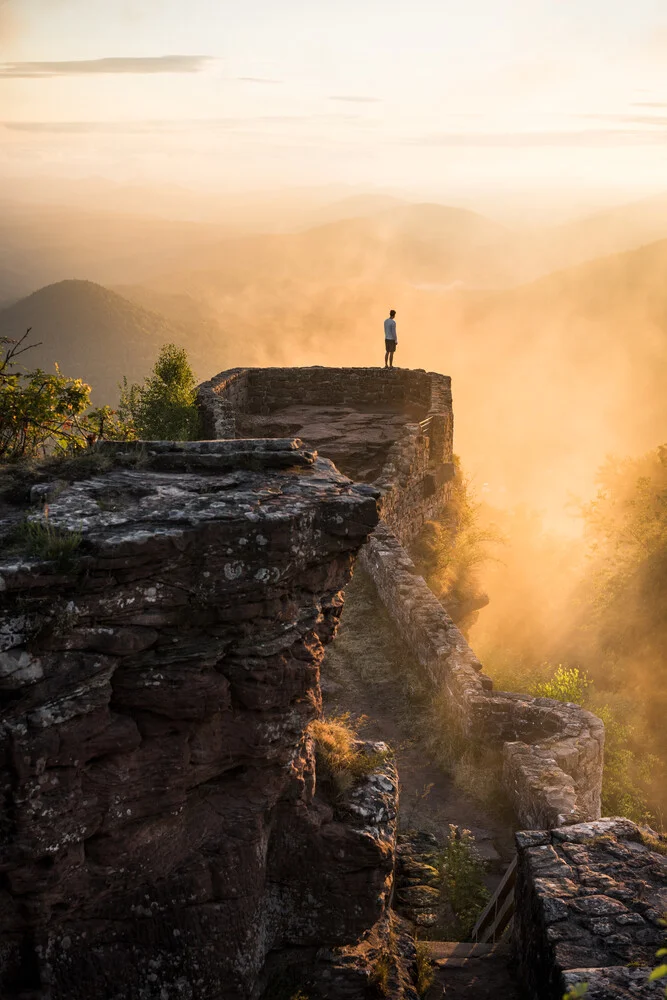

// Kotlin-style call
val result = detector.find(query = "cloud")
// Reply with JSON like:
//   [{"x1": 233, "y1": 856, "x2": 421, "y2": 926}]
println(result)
[
  {"x1": 581, "y1": 112, "x2": 667, "y2": 126},
  {"x1": 329, "y1": 95, "x2": 381, "y2": 104},
  {"x1": 237, "y1": 76, "x2": 282, "y2": 84},
  {"x1": 1, "y1": 119, "x2": 239, "y2": 133},
  {"x1": 0, "y1": 55, "x2": 211, "y2": 78},
  {"x1": 633, "y1": 102, "x2": 667, "y2": 108},
  {"x1": 406, "y1": 129, "x2": 667, "y2": 148}
]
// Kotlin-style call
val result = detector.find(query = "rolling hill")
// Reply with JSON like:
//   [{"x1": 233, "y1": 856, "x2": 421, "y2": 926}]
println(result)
[{"x1": 0, "y1": 280, "x2": 229, "y2": 404}]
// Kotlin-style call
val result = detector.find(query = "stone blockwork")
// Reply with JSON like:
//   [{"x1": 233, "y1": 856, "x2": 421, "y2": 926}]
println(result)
[
  {"x1": 0, "y1": 440, "x2": 399, "y2": 1000},
  {"x1": 198, "y1": 367, "x2": 605, "y2": 831},
  {"x1": 514, "y1": 819, "x2": 667, "y2": 1000},
  {"x1": 361, "y1": 524, "x2": 605, "y2": 831},
  {"x1": 197, "y1": 366, "x2": 455, "y2": 544}
]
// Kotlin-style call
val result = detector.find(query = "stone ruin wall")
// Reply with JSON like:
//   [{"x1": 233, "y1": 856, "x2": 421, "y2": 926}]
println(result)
[
  {"x1": 0, "y1": 440, "x2": 403, "y2": 1000},
  {"x1": 197, "y1": 366, "x2": 455, "y2": 546},
  {"x1": 199, "y1": 367, "x2": 605, "y2": 832},
  {"x1": 361, "y1": 525, "x2": 604, "y2": 830},
  {"x1": 514, "y1": 818, "x2": 667, "y2": 1000}
]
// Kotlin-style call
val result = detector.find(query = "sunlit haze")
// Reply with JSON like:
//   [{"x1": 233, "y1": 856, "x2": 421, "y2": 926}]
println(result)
[
  {"x1": 3, "y1": 0, "x2": 667, "y2": 206},
  {"x1": 2, "y1": 0, "x2": 667, "y2": 839}
]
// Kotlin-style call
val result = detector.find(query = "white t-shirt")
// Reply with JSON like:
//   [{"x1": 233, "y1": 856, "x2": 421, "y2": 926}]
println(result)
[{"x1": 384, "y1": 317, "x2": 397, "y2": 342}]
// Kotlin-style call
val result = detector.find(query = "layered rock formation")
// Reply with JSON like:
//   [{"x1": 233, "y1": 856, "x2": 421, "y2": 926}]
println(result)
[{"x1": 0, "y1": 440, "x2": 397, "y2": 999}]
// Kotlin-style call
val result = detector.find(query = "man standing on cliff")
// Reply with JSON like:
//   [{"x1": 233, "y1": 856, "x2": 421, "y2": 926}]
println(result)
[{"x1": 384, "y1": 309, "x2": 397, "y2": 368}]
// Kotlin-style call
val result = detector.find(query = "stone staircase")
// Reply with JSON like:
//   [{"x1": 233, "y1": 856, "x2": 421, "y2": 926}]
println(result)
[
  {"x1": 423, "y1": 940, "x2": 522, "y2": 999},
  {"x1": 419, "y1": 858, "x2": 522, "y2": 998}
]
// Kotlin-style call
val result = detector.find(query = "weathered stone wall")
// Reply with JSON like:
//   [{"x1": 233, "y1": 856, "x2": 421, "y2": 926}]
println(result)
[
  {"x1": 197, "y1": 367, "x2": 605, "y2": 831},
  {"x1": 197, "y1": 366, "x2": 455, "y2": 544},
  {"x1": 0, "y1": 440, "x2": 396, "y2": 1000},
  {"x1": 361, "y1": 523, "x2": 605, "y2": 830},
  {"x1": 514, "y1": 819, "x2": 667, "y2": 1000}
]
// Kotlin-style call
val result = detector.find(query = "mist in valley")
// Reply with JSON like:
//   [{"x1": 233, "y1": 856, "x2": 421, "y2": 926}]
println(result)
[{"x1": 2, "y1": 0, "x2": 666, "y2": 825}]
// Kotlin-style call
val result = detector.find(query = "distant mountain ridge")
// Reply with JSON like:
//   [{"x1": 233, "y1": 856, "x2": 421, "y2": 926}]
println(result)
[{"x1": 0, "y1": 280, "x2": 228, "y2": 404}]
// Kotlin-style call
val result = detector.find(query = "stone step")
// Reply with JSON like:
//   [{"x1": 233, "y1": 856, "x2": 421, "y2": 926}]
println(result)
[
  {"x1": 423, "y1": 941, "x2": 495, "y2": 966},
  {"x1": 423, "y1": 941, "x2": 522, "y2": 999}
]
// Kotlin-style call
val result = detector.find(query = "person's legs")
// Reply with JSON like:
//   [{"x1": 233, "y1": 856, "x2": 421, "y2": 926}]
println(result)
[
  {"x1": 389, "y1": 344, "x2": 395, "y2": 367},
  {"x1": 384, "y1": 349, "x2": 389, "y2": 367}
]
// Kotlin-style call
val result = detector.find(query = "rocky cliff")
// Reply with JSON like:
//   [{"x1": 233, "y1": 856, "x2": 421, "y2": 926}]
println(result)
[{"x1": 0, "y1": 440, "x2": 399, "y2": 1000}]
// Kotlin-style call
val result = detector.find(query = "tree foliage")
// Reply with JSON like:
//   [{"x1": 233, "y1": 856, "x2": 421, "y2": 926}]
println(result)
[
  {"x1": 0, "y1": 330, "x2": 92, "y2": 459},
  {"x1": 121, "y1": 343, "x2": 201, "y2": 441},
  {"x1": 411, "y1": 457, "x2": 502, "y2": 631}
]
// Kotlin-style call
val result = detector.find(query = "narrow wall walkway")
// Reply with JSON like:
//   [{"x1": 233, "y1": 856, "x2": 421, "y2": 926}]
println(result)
[{"x1": 321, "y1": 569, "x2": 516, "y2": 881}]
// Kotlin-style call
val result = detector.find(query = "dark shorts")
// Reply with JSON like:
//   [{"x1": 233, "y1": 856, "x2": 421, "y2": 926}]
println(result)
[{"x1": 385, "y1": 339, "x2": 396, "y2": 353}]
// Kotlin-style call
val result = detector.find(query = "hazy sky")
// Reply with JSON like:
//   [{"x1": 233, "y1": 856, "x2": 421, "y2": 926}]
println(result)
[{"x1": 2, "y1": 0, "x2": 667, "y2": 199}]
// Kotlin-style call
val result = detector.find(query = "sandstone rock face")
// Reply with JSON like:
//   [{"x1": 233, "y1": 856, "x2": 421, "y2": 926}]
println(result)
[
  {"x1": 0, "y1": 440, "x2": 390, "y2": 1000},
  {"x1": 514, "y1": 819, "x2": 667, "y2": 1000}
]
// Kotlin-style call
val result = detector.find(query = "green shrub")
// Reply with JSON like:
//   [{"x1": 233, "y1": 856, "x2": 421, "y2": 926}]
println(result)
[
  {"x1": 1, "y1": 330, "x2": 92, "y2": 459},
  {"x1": 438, "y1": 825, "x2": 489, "y2": 940},
  {"x1": 414, "y1": 940, "x2": 434, "y2": 997},
  {"x1": 563, "y1": 986, "x2": 588, "y2": 1000},
  {"x1": 120, "y1": 343, "x2": 201, "y2": 441},
  {"x1": 533, "y1": 665, "x2": 592, "y2": 705},
  {"x1": 308, "y1": 713, "x2": 391, "y2": 795}
]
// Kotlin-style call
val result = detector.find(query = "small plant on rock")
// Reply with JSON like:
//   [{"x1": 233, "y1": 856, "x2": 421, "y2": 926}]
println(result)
[
  {"x1": 562, "y1": 985, "x2": 588, "y2": 1000},
  {"x1": 649, "y1": 922, "x2": 667, "y2": 997},
  {"x1": 414, "y1": 940, "x2": 434, "y2": 997},
  {"x1": 4, "y1": 509, "x2": 82, "y2": 569},
  {"x1": 308, "y1": 713, "x2": 391, "y2": 795},
  {"x1": 369, "y1": 951, "x2": 392, "y2": 997},
  {"x1": 438, "y1": 825, "x2": 489, "y2": 940}
]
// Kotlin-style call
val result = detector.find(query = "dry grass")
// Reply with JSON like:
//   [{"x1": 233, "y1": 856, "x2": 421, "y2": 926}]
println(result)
[{"x1": 308, "y1": 713, "x2": 391, "y2": 795}]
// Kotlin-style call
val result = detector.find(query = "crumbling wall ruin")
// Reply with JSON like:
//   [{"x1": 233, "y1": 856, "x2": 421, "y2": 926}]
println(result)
[
  {"x1": 361, "y1": 524, "x2": 604, "y2": 830},
  {"x1": 197, "y1": 366, "x2": 455, "y2": 544},
  {"x1": 198, "y1": 367, "x2": 605, "y2": 832}
]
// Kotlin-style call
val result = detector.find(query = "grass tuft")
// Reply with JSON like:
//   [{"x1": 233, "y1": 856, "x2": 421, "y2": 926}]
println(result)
[
  {"x1": 3, "y1": 515, "x2": 82, "y2": 569},
  {"x1": 308, "y1": 712, "x2": 391, "y2": 795},
  {"x1": 369, "y1": 952, "x2": 392, "y2": 997}
]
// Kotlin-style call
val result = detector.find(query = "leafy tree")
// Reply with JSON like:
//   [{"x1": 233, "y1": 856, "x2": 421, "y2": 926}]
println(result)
[
  {"x1": 411, "y1": 457, "x2": 502, "y2": 631},
  {"x1": 438, "y1": 824, "x2": 489, "y2": 939},
  {"x1": 0, "y1": 330, "x2": 91, "y2": 459},
  {"x1": 533, "y1": 666, "x2": 591, "y2": 705},
  {"x1": 121, "y1": 343, "x2": 201, "y2": 441}
]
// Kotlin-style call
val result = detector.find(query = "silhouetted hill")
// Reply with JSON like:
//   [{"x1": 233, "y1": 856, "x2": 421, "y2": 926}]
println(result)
[
  {"x1": 0, "y1": 280, "x2": 227, "y2": 404},
  {"x1": 547, "y1": 192, "x2": 667, "y2": 267},
  {"x1": 0, "y1": 202, "x2": 232, "y2": 303},
  {"x1": 150, "y1": 202, "x2": 517, "y2": 293}
]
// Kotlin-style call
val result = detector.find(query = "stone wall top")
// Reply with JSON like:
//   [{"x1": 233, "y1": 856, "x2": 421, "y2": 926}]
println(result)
[
  {"x1": 514, "y1": 818, "x2": 667, "y2": 1000},
  {"x1": 361, "y1": 523, "x2": 605, "y2": 831},
  {"x1": 199, "y1": 366, "x2": 451, "y2": 420}
]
